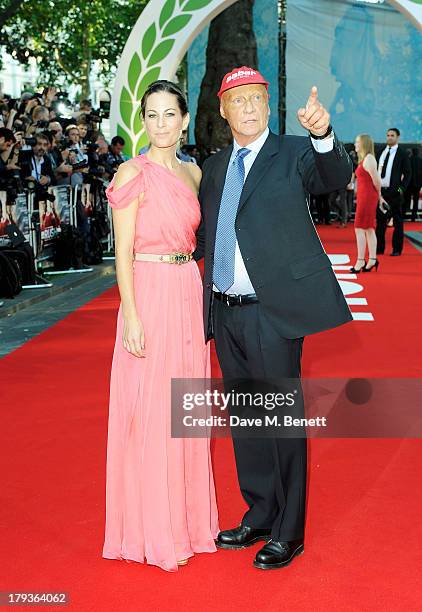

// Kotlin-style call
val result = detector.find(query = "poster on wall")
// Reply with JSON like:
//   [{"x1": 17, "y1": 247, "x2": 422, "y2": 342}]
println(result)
[
  {"x1": 286, "y1": 0, "x2": 422, "y2": 142},
  {"x1": 51, "y1": 186, "x2": 71, "y2": 225},
  {"x1": 36, "y1": 186, "x2": 71, "y2": 261},
  {"x1": 0, "y1": 192, "x2": 30, "y2": 241},
  {"x1": 14, "y1": 193, "x2": 31, "y2": 240}
]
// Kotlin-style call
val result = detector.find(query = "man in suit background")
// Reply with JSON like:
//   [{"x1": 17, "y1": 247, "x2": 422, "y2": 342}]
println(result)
[
  {"x1": 19, "y1": 133, "x2": 56, "y2": 188},
  {"x1": 408, "y1": 148, "x2": 422, "y2": 222},
  {"x1": 194, "y1": 67, "x2": 353, "y2": 570},
  {"x1": 376, "y1": 128, "x2": 411, "y2": 256}
]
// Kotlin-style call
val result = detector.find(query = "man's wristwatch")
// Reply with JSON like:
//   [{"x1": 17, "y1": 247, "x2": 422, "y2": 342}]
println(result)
[{"x1": 309, "y1": 124, "x2": 333, "y2": 140}]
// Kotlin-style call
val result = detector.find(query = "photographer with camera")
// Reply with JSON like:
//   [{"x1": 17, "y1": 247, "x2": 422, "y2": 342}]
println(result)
[
  {"x1": 25, "y1": 106, "x2": 51, "y2": 138},
  {"x1": 99, "y1": 136, "x2": 126, "y2": 179},
  {"x1": 54, "y1": 125, "x2": 88, "y2": 186},
  {"x1": 75, "y1": 119, "x2": 89, "y2": 144},
  {"x1": 73, "y1": 99, "x2": 92, "y2": 120},
  {"x1": 18, "y1": 133, "x2": 55, "y2": 192},
  {"x1": 43, "y1": 129, "x2": 73, "y2": 184},
  {"x1": 0, "y1": 128, "x2": 23, "y2": 202},
  {"x1": 0, "y1": 128, "x2": 18, "y2": 179}
]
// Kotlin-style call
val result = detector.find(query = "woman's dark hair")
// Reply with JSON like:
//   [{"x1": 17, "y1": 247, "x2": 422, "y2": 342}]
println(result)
[{"x1": 140, "y1": 80, "x2": 188, "y2": 118}]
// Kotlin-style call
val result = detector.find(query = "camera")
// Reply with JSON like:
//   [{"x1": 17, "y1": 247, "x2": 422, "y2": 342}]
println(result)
[
  {"x1": 24, "y1": 137, "x2": 37, "y2": 147},
  {"x1": 84, "y1": 140, "x2": 99, "y2": 153},
  {"x1": 70, "y1": 160, "x2": 89, "y2": 172}
]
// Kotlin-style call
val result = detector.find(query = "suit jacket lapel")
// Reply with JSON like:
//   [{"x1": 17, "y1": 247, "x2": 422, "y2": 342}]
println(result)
[
  {"x1": 212, "y1": 144, "x2": 233, "y2": 215},
  {"x1": 237, "y1": 131, "x2": 280, "y2": 214}
]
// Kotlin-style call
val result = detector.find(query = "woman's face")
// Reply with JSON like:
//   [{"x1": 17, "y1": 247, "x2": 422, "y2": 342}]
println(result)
[
  {"x1": 143, "y1": 91, "x2": 188, "y2": 149},
  {"x1": 78, "y1": 124, "x2": 88, "y2": 138},
  {"x1": 354, "y1": 137, "x2": 361, "y2": 153}
]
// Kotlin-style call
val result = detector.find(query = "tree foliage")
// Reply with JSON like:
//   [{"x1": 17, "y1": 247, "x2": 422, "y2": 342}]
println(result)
[
  {"x1": 195, "y1": 0, "x2": 257, "y2": 147},
  {"x1": 0, "y1": 0, "x2": 148, "y2": 97}
]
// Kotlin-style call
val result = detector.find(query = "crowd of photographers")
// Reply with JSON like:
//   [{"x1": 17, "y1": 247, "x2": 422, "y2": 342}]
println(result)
[
  {"x1": 0, "y1": 87, "x2": 126, "y2": 207},
  {"x1": 1, "y1": 87, "x2": 421, "y2": 226}
]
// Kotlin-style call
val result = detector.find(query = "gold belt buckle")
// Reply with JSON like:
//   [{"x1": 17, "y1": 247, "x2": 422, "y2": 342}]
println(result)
[{"x1": 170, "y1": 252, "x2": 190, "y2": 265}]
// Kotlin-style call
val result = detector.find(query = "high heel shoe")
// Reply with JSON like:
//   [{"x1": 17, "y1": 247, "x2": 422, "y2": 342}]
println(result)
[
  {"x1": 177, "y1": 558, "x2": 189, "y2": 566},
  {"x1": 350, "y1": 258, "x2": 366, "y2": 273},
  {"x1": 363, "y1": 257, "x2": 379, "y2": 272}
]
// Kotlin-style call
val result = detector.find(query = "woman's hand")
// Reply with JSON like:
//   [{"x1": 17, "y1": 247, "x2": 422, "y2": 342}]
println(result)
[{"x1": 123, "y1": 315, "x2": 146, "y2": 358}]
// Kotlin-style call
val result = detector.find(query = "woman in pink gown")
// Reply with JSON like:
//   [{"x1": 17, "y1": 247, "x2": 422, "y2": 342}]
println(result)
[{"x1": 102, "y1": 81, "x2": 219, "y2": 572}]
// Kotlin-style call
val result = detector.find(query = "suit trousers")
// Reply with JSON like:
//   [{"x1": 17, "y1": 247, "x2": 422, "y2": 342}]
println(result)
[
  {"x1": 410, "y1": 186, "x2": 421, "y2": 221},
  {"x1": 376, "y1": 187, "x2": 404, "y2": 254},
  {"x1": 212, "y1": 295, "x2": 307, "y2": 542}
]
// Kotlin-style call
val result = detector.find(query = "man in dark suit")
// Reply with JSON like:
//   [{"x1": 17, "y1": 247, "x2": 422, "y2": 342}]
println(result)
[
  {"x1": 19, "y1": 133, "x2": 56, "y2": 188},
  {"x1": 376, "y1": 128, "x2": 411, "y2": 256},
  {"x1": 194, "y1": 67, "x2": 353, "y2": 570},
  {"x1": 408, "y1": 148, "x2": 422, "y2": 222}
]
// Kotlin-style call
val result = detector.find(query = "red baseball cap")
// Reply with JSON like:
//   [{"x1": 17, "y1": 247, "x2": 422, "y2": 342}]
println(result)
[{"x1": 217, "y1": 66, "x2": 269, "y2": 98}]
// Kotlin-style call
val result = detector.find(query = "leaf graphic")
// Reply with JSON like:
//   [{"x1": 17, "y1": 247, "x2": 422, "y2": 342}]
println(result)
[
  {"x1": 132, "y1": 107, "x2": 143, "y2": 135},
  {"x1": 183, "y1": 0, "x2": 213, "y2": 10},
  {"x1": 162, "y1": 14, "x2": 192, "y2": 37},
  {"x1": 147, "y1": 40, "x2": 175, "y2": 67},
  {"x1": 119, "y1": 86, "x2": 132, "y2": 130},
  {"x1": 128, "y1": 53, "x2": 142, "y2": 95},
  {"x1": 136, "y1": 67, "x2": 161, "y2": 100},
  {"x1": 142, "y1": 23, "x2": 156, "y2": 59},
  {"x1": 117, "y1": 124, "x2": 132, "y2": 157},
  {"x1": 159, "y1": 0, "x2": 176, "y2": 29},
  {"x1": 136, "y1": 132, "x2": 149, "y2": 156}
]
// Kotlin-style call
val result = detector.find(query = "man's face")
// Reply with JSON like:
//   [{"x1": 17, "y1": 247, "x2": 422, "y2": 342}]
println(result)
[
  {"x1": 33, "y1": 138, "x2": 48, "y2": 157},
  {"x1": 49, "y1": 122, "x2": 63, "y2": 142},
  {"x1": 220, "y1": 84, "x2": 269, "y2": 145},
  {"x1": 95, "y1": 137, "x2": 108, "y2": 155},
  {"x1": 111, "y1": 143, "x2": 123, "y2": 156},
  {"x1": 0, "y1": 136, "x2": 13, "y2": 152},
  {"x1": 386, "y1": 130, "x2": 399, "y2": 146},
  {"x1": 34, "y1": 109, "x2": 49, "y2": 123}
]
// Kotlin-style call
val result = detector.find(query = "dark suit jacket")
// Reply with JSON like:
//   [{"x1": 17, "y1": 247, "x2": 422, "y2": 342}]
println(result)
[
  {"x1": 410, "y1": 155, "x2": 422, "y2": 189},
  {"x1": 194, "y1": 130, "x2": 354, "y2": 341},
  {"x1": 377, "y1": 146, "x2": 411, "y2": 194},
  {"x1": 18, "y1": 150, "x2": 56, "y2": 186}
]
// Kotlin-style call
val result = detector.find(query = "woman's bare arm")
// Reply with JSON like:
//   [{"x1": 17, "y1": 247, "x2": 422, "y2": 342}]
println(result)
[
  {"x1": 112, "y1": 162, "x2": 145, "y2": 357},
  {"x1": 363, "y1": 153, "x2": 381, "y2": 196}
]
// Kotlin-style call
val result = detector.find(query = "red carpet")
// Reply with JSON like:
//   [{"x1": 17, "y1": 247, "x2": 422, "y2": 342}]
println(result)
[{"x1": 1, "y1": 223, "x2": 421, "y2": 611}]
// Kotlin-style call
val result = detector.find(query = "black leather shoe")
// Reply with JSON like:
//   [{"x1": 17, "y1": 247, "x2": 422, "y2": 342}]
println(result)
[
  {"x1": 390, "y1": 251, "x2": 401, "y2": 256},
  {"x1": 216, "y1": 525, "x2": 271, "y2": 550},
  {"x1": 253, "y1": 539, "x2": 304, "y2": 569}
]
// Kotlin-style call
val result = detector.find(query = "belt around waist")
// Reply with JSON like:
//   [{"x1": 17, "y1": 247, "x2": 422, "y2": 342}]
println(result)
[
  {"x1": 134, "y1": 252, "x2": 193, "y2": 264},
  {"x1": 213, "y1": 291, "x2": 259, "y2": 306}
]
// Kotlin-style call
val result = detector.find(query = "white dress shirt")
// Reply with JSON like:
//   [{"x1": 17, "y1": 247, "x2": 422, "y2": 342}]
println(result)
[
  {"x1": 378, "y1": 144, "x2": 398, "y2": 189},
  {"x1": 31, "y1": 156, "x2": 44, "y2": 182},
  {"x1": 213, "y1": 128, "x2": 335, "y2": 295}
]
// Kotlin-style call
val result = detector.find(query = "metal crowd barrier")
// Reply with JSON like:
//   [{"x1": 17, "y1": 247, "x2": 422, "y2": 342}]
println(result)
[{"x1": 1, "y1": 182, "x2": 117, "y2": 291}]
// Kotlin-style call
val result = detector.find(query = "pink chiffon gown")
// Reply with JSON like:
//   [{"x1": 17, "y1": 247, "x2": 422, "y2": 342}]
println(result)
[{"x1": 102, "y1": 154, "x2": 219, "y2": 572}]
